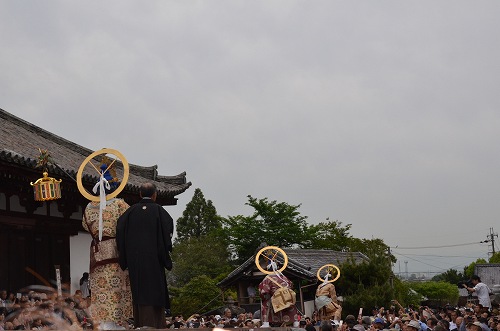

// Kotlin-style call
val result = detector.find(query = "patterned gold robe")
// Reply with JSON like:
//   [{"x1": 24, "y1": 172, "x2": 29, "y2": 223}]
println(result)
[{"x1": 82, "y1": 198, "x2": 133, "y2": 328}]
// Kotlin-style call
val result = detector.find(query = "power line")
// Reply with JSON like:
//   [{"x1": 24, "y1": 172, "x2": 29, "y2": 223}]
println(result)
[
  {"x1": 391, "y1": 241, "x2": 484, "y2": 249},
  {"x1": 391, "y1": 252, "x2": 484, "y2": 259},
  {"x1": 393, "y1": 252, "x2": 447, "y2": 271}
]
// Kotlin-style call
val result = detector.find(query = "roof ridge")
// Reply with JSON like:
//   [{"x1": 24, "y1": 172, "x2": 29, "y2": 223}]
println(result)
[{"x1": 0, "y1": 107, "x2": 94, "y2": 156}]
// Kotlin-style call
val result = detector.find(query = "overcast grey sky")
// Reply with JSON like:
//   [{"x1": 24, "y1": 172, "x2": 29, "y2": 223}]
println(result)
[{"x1": 1, "y1": 1, "x2": 499, "y2": 275}]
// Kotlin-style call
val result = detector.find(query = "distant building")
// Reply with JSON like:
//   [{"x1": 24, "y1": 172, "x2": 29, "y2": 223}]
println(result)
[
  {"x1": 475, "y1": 263, "x2": 500, "y2": 289},
  {"x1": 217, "y1": 248, "x2": 369, "y2": 317}
]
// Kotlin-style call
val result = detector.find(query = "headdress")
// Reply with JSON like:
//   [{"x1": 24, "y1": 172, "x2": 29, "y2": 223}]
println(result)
[
  {"x1": 90, "y1": 156, "x2": 121, "y2": 240},
  {"x1": 77, "y1": 148, "x2": 129, "y2": 241}
]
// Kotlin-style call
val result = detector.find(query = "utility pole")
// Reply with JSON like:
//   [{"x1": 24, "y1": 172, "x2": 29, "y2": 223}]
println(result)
[
  {"x1": 388, "y1": 246, "x2": 394, "y2": 288},
  {"x1": 488, "y1": 227, "x2": 498, "y2": 257},
  {"x1": 405, "y1": 261, "x2": 408, "y2": 280}
]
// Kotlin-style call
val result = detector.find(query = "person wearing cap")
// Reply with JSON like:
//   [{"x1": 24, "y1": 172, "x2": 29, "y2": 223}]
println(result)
[
  {"x1": 373, "y1": 317, "x2": 386, "y2": 330},
  {"x1": 464, "y1": 276, "x2": 492, "y2": 312},
  {"x1": 361, "y1": 316, "x2": 372, "y2": 330},
  {"x1": 82, "y1": 163, "x2": 132, "y2": 330},
  {"x1": 353, "y1": 325, "x2": 366, "y2": 331},
  {"x1": 407, "y1": 320, "x2": 421, "y2": 331},
  {"x1": 467, "y1": 322, "x2": 483, "y2": 331}
]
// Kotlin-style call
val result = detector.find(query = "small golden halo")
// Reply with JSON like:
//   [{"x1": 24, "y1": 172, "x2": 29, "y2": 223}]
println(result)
[{"x1": 317, "y1": 264, "x2": 341, "y2": 283}]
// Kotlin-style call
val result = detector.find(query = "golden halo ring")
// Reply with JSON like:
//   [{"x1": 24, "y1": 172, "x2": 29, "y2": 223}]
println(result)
[
  {"x1": 77, "y1": 148, "x2": 129, "y2": 202},
  {"x1": 255, "y1": 246, "x2": 288, "y2": 275},
  {"x1": 317, "y1": 264, "x2": 341, "y2": 283}
]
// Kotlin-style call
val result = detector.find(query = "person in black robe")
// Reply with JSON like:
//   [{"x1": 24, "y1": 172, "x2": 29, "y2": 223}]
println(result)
[{"x1": 116, "y1": 182, "x2": 173, "y2": 329}]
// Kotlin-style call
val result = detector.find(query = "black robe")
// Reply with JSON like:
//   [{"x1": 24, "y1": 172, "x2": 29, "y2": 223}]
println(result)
[{"x1": 116, "y1": 198, "x2": 173, "y2": 308}]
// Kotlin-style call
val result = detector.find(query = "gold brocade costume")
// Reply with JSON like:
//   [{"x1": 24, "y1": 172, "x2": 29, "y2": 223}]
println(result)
[
  {"x1": 315, "y1": 282, "x2": 341, "y2": 321},
  {"x1": 83, "y1": 199, "x2": 133, "y2": 328}
]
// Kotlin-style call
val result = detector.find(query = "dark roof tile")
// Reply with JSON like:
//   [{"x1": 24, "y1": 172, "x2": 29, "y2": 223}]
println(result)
[
  {"x1": 218, "y1": 248, "x2": 369, "y2": 287},
  {"x1": 0, "y1": 108, "x2": 191, "y2": 198}
]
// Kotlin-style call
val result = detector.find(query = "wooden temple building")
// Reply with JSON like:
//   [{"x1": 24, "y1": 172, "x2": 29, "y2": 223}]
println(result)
[
  {"x1": 0, "y1": 108, "x2": 191, "y2": 293},
  {"x1": 217, "y1": 248, "x2": 369, "y2": 317}
]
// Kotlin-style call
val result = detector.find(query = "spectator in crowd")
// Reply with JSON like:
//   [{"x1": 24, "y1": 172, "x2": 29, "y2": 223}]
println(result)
[
  {"x1": 467, "y1": 322, "x2": 483, "y2": 331},
  {"x1": 0, "y1": 291, "x2": 7, "y2": 309},
  {"x1": 408, "y1": 320, "x2": 422, "y2": 331},
  {"x1": 321, "y1": 320, "x2": 335, "y2": 331},
  {"x1": 306, "y1": 321, "x2": 317, "y2": 331},
  {"x1": 464, "y1": 276, "x2": 492, "y2": 312},
  {"x1": 245, "y1": 319, "x2": 256, "y2": 329},
  {"x1": 373, "y1": 317, "x2": 386, "y2": 330},
  {"x1": 345, "y1": 315, "x2": 357, "y2": 331},
  {"x1": 247, "y1": 283, "x2": 257, "y2": 304},
  {"x1": 79, "y1": 273, "x2": 90, "y2": 299},
  {"x1": 0, "y1": 311, "x2": 5, "y2": 331},
  {"x1": 427, "y1": 317, "x2": 439, "y2": 331},
  {"x1": 362, "y1": 316, "x2": 372, "y2": 330}
]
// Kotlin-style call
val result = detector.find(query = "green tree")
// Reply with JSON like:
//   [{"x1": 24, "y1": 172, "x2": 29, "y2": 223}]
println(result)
[
  {"x1": 169, "y1": 234, "x2": 232, "y2": 287},
  {"x1": 170, "y1": 275, "x2": 224, "y2": 317},
  {"x1": 176, "y1": 188, "x2": 221, "y2": 243},
  {"x1": 431, "y1": 269, "x2": 464, "y2": 284},
  {"x1": 347, "y1": 238, "x2": 396, "y2": 263},
  {"x1": 464, "y1": 258, "x2": 487, "y2": 279},
  {"x1": 223, "y1": 195, "x2": 308, "y2": 262},
  {"x1": 409, "y1": 281, "x2": 459, "y2": 306},
  {"x1": 223, "y1": 214, "x2": 263, "y2": 263},
  {"x1": 337, "y1": 255, "x2": 395, "y2": 315},
  {"x1": 393, "y1": 279, "x2": 424, "y2": 308},
  {"x1": 302, "y1": 220, "x2": 353, "y2": 251},
  {"x1": 489, "y1": 252, "x2": 500, "y2": 263}
]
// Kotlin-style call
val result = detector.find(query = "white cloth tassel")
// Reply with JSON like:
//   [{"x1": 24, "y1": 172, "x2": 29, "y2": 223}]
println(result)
[
  {"x1": 323, "y1": 273, "x2": 331, "y2": 285},
  {"x1": 92, "y1": 173, "x2": 110, "y2": 241},
  {"x1": 270, "y1": 260, "x2": 286, "y2": 283}
]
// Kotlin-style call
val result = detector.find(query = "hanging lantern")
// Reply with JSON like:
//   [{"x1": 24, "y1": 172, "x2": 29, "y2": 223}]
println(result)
[
  {"x1": 30, "y1": 148, "x2": 62, "y2": 201},
  {"x1": 31, "y1": 171, "x2": 62, "y2": 201}
]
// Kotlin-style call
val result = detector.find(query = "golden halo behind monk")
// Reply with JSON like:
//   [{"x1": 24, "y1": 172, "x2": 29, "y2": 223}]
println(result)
[
  {"x1": 255, "y1": 246, "x2": 288, "y2": 275},
  {"x1": 77, "y1": 148, "x2": 129, "y2": 201},
  {"x1": 317, "y1": 264, "x2": 341, "y2": 283}
]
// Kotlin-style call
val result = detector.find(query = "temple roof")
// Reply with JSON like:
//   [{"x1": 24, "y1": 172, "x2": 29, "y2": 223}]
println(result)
[
  {"x1": 217, "y1": 248, "x2": 369, "y2": 287},
  {"x1": 0, "y1": 108, "x2": 192, "y2": 202}
]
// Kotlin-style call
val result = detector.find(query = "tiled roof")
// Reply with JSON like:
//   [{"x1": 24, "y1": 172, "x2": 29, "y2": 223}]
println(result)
[
  {"x1": 0, "y1": 108, "x2": 191, "y2": 199},
  {"x1": 217, "y1": 248, "x2": 369, "y2": 287},
  {"x1": 284, "y1": 249, "x2": 369, "y2": 274}
]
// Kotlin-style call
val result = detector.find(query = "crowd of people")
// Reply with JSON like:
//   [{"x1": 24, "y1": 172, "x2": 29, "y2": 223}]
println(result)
[
  {"x1": 0, "y1": 288, "x2": 94, "y2": 330},
  {"x1": 1, "y1": 284, "x2": 500, "y2": 331},
  {"x1": 161, "y1": 299, "x2": 500, "y2": 331}
]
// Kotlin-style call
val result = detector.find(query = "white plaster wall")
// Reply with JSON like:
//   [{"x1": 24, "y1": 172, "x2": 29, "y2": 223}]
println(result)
[
  {"x1": 304, "y1": 300, "x2": 315, "y2": 319},
  {"x1": 70, "y1": 232, "x2": 91, "y2": 294}
]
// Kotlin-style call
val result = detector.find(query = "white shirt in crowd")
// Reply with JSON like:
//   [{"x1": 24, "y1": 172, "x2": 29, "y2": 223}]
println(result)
[{"x1": 473, "y1": 282, "x2": 491, "y2": 308}]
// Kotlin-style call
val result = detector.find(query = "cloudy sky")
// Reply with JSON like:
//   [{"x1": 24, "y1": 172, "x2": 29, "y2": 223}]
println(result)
[{"x1": 1, "y1": 1, "x2": 499, "y2": 275}]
